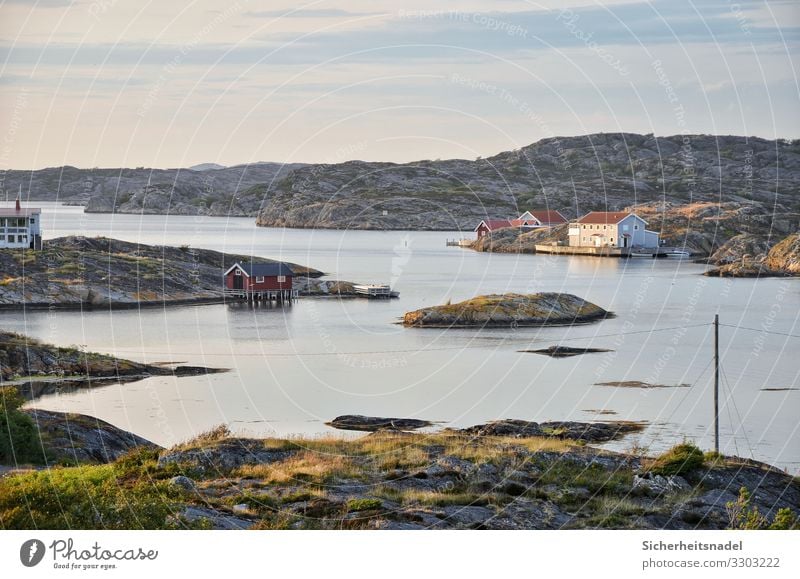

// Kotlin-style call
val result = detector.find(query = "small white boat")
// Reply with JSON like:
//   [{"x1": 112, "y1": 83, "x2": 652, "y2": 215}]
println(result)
[
  {"x1": 665, "y1": 250, "x2": 691, "y2": 259},
  {"x1": 630, "y1": 251, "x2": 653, "y2": 258}
]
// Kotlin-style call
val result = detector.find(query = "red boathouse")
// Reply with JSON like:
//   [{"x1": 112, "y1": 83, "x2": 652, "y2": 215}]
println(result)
[{"x1": 223, "y1": 261, "x2": 297, "y2": 303}]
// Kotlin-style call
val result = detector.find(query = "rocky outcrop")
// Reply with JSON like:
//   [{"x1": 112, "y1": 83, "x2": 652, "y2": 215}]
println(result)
[
  {"x1": 0, "y1": 236, "x2": 322, "y2": 309},
  {"x1": 403, "y1": 293, "x2": 609, "y2": 328},
  {"x1": 157, "y1": 439, "x2": 293, "y2": 473},
  {"x1": 765, "y1": 233, "x2": 800, "y2": 274},
  {"x1": 707, "y1": 233, "x2": 774, "y2": 265},
  {"x1": 705, "y1": 233, "x2": 800, "y2": 277},
  {"x1": 23, "y1": 409, "x2": 159, "y2": 464}
]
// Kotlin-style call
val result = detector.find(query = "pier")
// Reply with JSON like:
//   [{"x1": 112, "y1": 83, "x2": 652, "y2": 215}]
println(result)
[
  {"x1": 533, "y1": 244, "x2": 676, "y2": 258},
  {"x1": 223, "y1": 288, "x2": 298, "y2": 303}
]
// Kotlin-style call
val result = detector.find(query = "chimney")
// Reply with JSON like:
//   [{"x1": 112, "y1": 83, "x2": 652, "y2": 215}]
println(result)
[{"x1": 16, "y1": 198, "x2": 21, "y2": 211}]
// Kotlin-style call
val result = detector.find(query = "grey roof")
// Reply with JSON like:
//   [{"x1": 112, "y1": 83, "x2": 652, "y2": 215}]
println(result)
[{"x1": 230, "y1": 262, "x2": 294, "y2": 277}]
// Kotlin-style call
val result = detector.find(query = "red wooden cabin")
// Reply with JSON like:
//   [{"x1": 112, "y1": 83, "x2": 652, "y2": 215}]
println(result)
[{"x1": 223, "y1": 261, "x2": 295, "y2": 302}]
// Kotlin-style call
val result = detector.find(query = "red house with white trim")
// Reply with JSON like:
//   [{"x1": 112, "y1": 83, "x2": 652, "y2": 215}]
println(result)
[{"x1": 223, "y1": 261, "x2": 296, "y2": 302}]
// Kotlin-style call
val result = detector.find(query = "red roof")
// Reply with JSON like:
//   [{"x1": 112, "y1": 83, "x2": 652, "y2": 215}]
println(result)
[
  {"x1": 526, "y1": 210, "x2": 567, "y2": 225},
  {"x1": 576, "y1": 211, "x2": 633, "y2": 224},
  {"x1": 0, "y1": 207, "x2": 41, "y2": 217},
  {"x1": 475, "y1": 219, "x2": 513, "y2": 232}
]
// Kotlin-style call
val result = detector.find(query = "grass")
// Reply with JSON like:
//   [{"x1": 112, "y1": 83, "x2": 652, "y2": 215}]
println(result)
[
  {"x1": 234, "y1": 451, "x2": 363, "y2": 485},
  {"x1": 0, "y1": 447, "x2": 189, "y2": 529},
  {"x1": 646, "y1": 443, "x2": 705, "y2": 476}
]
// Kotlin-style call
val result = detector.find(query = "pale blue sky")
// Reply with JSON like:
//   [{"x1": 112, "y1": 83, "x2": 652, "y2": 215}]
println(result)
[{"x1": 1, "y1": 0, "x2": 798, "y2": 168}]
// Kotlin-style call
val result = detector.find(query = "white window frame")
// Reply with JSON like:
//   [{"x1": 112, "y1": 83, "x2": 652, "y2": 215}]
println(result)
[
  {"x1": 255, "y1": 276, "x2": 265, "y2": 283},
  {"x1": 277, "y1": 275, "x2": 286, "y2": 283},
  {"x1": 234, "y1": 269, "x2": 242, "y2": 276}
]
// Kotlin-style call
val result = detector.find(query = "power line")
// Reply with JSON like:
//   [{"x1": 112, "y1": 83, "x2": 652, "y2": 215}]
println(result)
[
  {"x1": 57, "y1": 322, "x2": 714, "y2": 359},
  {"x1": 541, "y1": 322, "x2": 712, "y2": 344},
  {"x1": 719, "y1": 324, "x2": 800, "y2": 339}
]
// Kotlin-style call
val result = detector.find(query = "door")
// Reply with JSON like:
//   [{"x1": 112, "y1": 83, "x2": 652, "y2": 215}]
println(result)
[
  {"x1": 623, "y1": 237, "x2": 628, "y2": 248},
  {"x1": 233, "y1": 272, "x2": 243, "y2": 290}
]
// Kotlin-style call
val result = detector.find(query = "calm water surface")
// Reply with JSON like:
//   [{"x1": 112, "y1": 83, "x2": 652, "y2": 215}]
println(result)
[{"x1": 2, "y1": 204, "x2": 798, "y2": 471}]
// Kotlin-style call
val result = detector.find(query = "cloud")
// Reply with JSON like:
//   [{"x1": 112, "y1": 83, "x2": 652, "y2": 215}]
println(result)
[
  {"x1": 243, "y1": 9, "x2": 382, "y2": 19},
  {"x1": 4, "y1": 0, "x2": 74, "y2": 5}
]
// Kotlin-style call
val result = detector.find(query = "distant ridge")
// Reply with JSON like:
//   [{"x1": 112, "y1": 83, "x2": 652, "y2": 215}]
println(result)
[
  {"x1": 1, "y1": 133, "x2": 797, "y2": 230},
  {"x1": 189, "y1": 163, "x2": 226, "y2": 171}
]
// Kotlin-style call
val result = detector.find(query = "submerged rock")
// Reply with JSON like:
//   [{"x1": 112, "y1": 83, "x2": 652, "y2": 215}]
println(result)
[
  {"x1": 327, "y1": 415, "x2": 434, "y2": 432},
  {"x1": 521, "y1": 345, "x2": 612, "y2": 357},
  {"x1": 458, "y1": 419, "x2": 645, "y2": 442},
  {"x1": 403, "y1": 293, "x2": 609, "y2": 328}
]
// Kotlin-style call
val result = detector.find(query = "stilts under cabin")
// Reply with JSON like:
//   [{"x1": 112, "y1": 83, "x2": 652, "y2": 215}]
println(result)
[{"x1": 223, "y1": 261, "x2": 298, "y2": 303}]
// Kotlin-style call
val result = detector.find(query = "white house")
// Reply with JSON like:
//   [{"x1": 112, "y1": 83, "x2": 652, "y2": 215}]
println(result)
[
  {"x1": 568, "y1": 211, "x2": 659, "y2": 249},
  {"x1": 0, "y1": 200, "x2": 42, "y2": 249}
]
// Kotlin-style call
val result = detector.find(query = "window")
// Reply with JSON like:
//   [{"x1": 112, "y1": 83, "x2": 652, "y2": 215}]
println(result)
[
  {"x1": 256, "y1": 276, "x2": 265, "y2": 283},
  {"x1": 277, "y1": 275, "x2": 286, "y2": 283},
  {"x1": 634, "y1": 225, "x2": 639, "y2": 230},
  {"x1": 234, "y1": 269, "x2": 242, "y2": 276},
  {"x1": 603, "y1": 225, "x2": 607, "y2": 229}
]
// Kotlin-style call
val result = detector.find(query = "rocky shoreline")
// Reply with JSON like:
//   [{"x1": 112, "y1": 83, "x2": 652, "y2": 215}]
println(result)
[
  {"x1": 0, "y1": 236, "x2": 323, "y2": 309},
  {"x1": 0, "y1": 331, "x2": 225, "y2": 394},
  {"x1": 0, "y1": 236, "x2": 396, "y2": 309},
  {"x1": 403, "y1": 293, "x2": 609, "y2": 328},
  {"x1": 1, "y1": 413, "x2": 797, "y2": 531},
  {"x1": 704, "y1": 233, "x2": 800, "y2": 277}
]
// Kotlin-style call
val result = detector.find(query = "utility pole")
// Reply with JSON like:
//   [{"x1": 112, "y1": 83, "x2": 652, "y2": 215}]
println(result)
[{"x1": 714, "y1": 314, "x2": 720, "y2": 454}]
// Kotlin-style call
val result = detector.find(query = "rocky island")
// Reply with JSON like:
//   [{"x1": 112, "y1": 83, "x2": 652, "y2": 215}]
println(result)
[{"x1": 403, "y1": 293, "x2": 609, "y2": 328}]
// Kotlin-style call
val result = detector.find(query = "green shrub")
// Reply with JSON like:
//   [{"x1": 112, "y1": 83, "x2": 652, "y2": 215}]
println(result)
[
  {"x1": 647, "y1": 443, "x2": 705, "y2": 476},
  {"x1": 726, "y1": 487, "x2": 799, "y2": 530},
  {"x1": 770, "y1": 508, "x2": 799, "y2": 530},
  {"x1": 346, "y1": 498, "x2": 382, "y2": 512},
  {"x1": 0, "y1": 386, "x2": 46, "y2": 465}
]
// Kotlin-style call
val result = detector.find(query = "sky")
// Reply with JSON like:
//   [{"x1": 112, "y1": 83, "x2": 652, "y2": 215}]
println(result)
[{"x1": 0, "y1": 0, "x2": 798, "y2": 169}]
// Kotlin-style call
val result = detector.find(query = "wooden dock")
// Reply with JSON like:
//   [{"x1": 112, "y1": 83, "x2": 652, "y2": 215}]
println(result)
[
  {"x1": 446, "y1": 239, "x2": 473, "y2": 247},
  {"x1": 223, "y1": 288, "x2": 298, "y2": 303},
  {"x1": 534, "y1": 244, "x2": 674, "y2": 258}
]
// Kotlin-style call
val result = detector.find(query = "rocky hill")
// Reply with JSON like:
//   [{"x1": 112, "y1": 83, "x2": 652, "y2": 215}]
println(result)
[
  {"x1": 0, "y1": 236, "x2": 322, "y2": 309},
  {"x1": 6, "y1": 134, "x2": 799, "y2": 228},
  {"x1": 1, "y1": 162, "x2": 304, "y2": 217}
]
